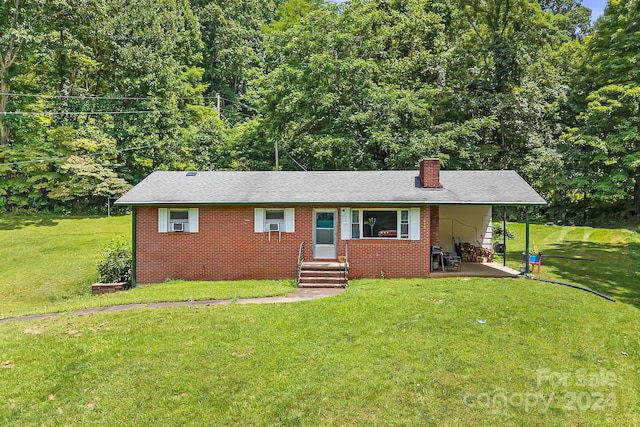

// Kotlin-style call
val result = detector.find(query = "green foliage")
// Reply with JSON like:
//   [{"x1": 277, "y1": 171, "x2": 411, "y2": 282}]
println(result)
[
  {"x1": 251, "y1": 0, "x2": 465, "y2": 170},
  {"x1": 559, "y1": 0, "x2": 640, "y2": 217},
  {"x1": 267, "y1": 0, "x2": 319, "y2": 32},
  {"x1": 0, "y1": 0, "x2": 637, "y2": 223},
  {"x1": 97, "y1": 238, "x2": 132, "y2": 284},
  {"x1": 492, "y1": 223, "x2": 516, "y2": 239}
]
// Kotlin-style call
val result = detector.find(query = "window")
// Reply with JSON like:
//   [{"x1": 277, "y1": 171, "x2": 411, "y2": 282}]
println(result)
[
  {"x1": 343, "y1": 208, "x2": 419, "y2": 240},
  {"x1": 351, "y1": 209, "x2": 360, "y2": 238},
  {"x1": 254, "y1": 208, "x2": 295, "y2": 232},
  {"x1": 158, "y1": 208, "x2": 199, "y2": 233},
  {"x1": 265, "y1": 209, "x2": 285, "y2": 231},
  {"x1": 363, "y1": 210, "x2": 397, "y2": 238},
  {"x1": 400, "y1": 210, "x2": 409, "y2": 238},
  {"x1": 169, "y1": 209, "x2": 189, "y2": 232}
]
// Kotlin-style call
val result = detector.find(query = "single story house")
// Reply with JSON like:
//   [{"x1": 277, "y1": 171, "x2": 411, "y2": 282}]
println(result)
[{"x1": 115, "y1": 159, "x2": 546, "y2": 285}]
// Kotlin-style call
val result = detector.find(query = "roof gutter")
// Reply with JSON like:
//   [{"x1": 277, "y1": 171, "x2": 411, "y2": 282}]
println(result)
[{"x1": 114, "y1": 201, "x2": 547, "y2": 207}]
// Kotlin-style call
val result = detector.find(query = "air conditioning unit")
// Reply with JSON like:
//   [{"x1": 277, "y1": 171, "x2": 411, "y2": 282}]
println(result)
[
  {"x1": 171, "y1": 222, "x2": 185, "y2": 232},
  {"x1": 269, "y1": 223, "x2": 280, "y2": 232}
]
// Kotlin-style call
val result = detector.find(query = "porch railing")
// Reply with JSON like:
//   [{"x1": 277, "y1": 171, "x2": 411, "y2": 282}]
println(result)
[
  {"x1": 296, "y1": 242, "x2": 305, "y2": 287},
  {"x1": 343, "y1": 243, "x2": 349, "y2": 287}
]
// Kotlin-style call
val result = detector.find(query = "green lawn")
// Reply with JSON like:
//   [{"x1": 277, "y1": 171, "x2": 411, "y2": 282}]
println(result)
[
  {"x1": 0, "y1": 215, "x2": 294, "y2": 318},
  {"x1": 0, "y1": 279, "x2": 638, "y2": 425},
  {"x1": 495, "y1": 223, "x2": 640, "y2": 306},
  {"x1": 0, "y1": 215, "x2": 132, "y2": 315},
  {"x1": 1, "y1": 215, "x2": 639, "y2": 425}
]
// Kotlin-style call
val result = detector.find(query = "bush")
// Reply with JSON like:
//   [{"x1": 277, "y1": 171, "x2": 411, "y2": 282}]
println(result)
[
  {"x1": 493, "y1": 224, "x2": 515, "y2": 240},
  {"x1": 97, "y1": 238, "x2": 132, "y2": 284}
]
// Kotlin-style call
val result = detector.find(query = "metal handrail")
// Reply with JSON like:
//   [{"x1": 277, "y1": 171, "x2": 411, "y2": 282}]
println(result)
[
  {"x1": 296, "y1": 242, "x2": 305, "y2": 286},
  {"x1": 343, "y1": 243, "x2": 349, "y2": 287}
]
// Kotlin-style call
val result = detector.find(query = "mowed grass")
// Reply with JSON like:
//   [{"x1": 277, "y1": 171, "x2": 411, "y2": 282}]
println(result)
[
  {"x1": 0, "y1": 215, "x2": 294, "y2": 318},
  {"x1": 0, "y1": 279, "x2": 638, "y2": 426},
  {"x1": 496, "y1": 223, "x2": 640, "y2": 306},
  {"x1": 0, "y1": 215, "x2": 132, "y2": 314},
  {"x1": 1, "y1": 215, "x2": 639, "y2": 424}
]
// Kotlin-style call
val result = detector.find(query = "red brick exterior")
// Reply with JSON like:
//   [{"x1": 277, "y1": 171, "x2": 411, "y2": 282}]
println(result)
[
  {"x1": 419, "y1": 158, "x2": 440, "y2": 188},
  {"x1": 429, "y1": 206, "x2": 439, "y2": 247},
  {"x1": 134, "y1": 205, "x2": 434, "y2": 284}
]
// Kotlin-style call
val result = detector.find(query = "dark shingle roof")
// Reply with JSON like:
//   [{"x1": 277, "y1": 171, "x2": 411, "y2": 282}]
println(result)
[{"x1": 114, "y1": 170, "x2": 546, "y2": 206}]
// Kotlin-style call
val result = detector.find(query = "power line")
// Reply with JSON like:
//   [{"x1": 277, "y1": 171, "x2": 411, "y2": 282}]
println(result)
[
  {"x1": 3, "y1": 110, "x2": 169, "y2": 116},
  {"x1": 283, "y1": 149, "x2": 307, "y2": 171},
  {"x1": 1, "y1": 107, "x2": 214, "y2": 116},
  {"x1": 220, "y1": 96, "x2": 257, "y2": 110},
  {"x1": 0, "y1": 92, "x2": 218, "y2": 101},
  {"x1": 0, "y1": 143, "x2": 162, "y2": 166}
]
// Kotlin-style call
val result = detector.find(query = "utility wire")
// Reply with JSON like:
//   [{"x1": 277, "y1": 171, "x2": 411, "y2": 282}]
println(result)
[
  {"x1": 3, "y1": 110, "x2": 167, "y2": 116},
  {"x1": 283, "y1": 149, "x2": 307, "y2": 171},
  {"x1": 221, "y1": 96, "x2": 258, "y2": 110},
  {"x1": 1, "y1": 107, "x2": 213, "y2": 116},
  {"x1": 0, "y1": 92, "x2": 218, "y2": 101},
  {"x1": 0, "y1": 143, "x2": 162, "y2": 166}
]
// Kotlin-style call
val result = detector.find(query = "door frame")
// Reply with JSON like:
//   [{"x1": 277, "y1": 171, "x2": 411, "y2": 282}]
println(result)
[{"x1": 312, "y1": 208, "x2": 337, "y2": 259}]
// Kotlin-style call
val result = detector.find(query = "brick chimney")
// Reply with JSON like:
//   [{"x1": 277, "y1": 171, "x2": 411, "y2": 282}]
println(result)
[{"x1": 419, "y1": 158, "x2": 440, "y2": 188}]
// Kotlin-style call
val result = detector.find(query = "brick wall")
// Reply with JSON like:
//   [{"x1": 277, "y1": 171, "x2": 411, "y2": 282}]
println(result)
[
  {"x1": 429, "y1": 206, "x2": 439, "y2": 247},
  {"x1": 135, "y1": 205, "x2": 433, "y2": 284}
]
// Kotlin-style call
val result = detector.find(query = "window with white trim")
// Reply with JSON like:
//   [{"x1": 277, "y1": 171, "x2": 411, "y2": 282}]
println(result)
[
  {"x1": 343, "y1": 208, "x2": 419, "y2": 240},
  {"x1": 158, "y1": 208, "x2": 199, "y2": 233},
  {"x1": 265, "y1": 209, "x2": 285, "y2": 232},
  {"x1": 400, "y1": 210, "x2": 409, "y2": 239},
  {"x1": 254, "y1": 208, "x2": 295, "y2": 232},
  {"x1": 169, "y1": 209, "x2": 189, "y2": 232},
  {"x1": 351, "y1": 209, "x2": 360, "y2": 238}
]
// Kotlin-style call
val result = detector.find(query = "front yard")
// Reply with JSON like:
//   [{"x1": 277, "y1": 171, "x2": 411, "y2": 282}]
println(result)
[
  {"x1": 1, "y1": 278, "x2": 638, "y2": 425},
  {"x1": 1, "y1": 215, "x2": 639, "y2": 425}
]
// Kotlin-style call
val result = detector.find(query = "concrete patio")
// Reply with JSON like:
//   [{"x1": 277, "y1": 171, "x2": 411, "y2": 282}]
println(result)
[{"x1": 430, "y1": 262, "x2": 521, "y2": 278}]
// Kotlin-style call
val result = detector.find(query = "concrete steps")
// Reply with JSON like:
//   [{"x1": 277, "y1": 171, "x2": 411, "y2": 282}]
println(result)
[{"x1": 298, "y1": 261, "x2": 348, "y2": 288}]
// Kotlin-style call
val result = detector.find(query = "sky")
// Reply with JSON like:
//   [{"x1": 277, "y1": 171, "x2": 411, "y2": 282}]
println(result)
[
  {"x1": 330, "y1": 0, "x2": 609, "y2": 20},
  {"x1": 582, "y1": 0, "x2": 608, "y2": 21}
]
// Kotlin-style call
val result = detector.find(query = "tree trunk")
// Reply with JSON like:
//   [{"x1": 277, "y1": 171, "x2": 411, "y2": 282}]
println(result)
[
  {"x1": 58, "y1": 28, "x2": 66, "y2": 92},
  {"x1": 634, "y1": 166, "x2": 640, "y2": 214},
  {"x1": 0, "y1": 0, "x2": 22, "y2": 147},
  {"x1": 0, "y1": 80, "x2": 10, "y2": 146}
]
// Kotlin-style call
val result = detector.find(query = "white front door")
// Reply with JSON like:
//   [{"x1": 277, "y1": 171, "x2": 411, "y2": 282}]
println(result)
[{"x1": 313, "y1": 209, "x2": 337, "y2": 259}]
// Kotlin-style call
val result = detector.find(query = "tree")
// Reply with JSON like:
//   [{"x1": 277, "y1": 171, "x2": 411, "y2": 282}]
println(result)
[
  {"x1": 444, "y1": 0, "x2": 573, "y2": 193},
  {"x1": 191, "y1": 0, "x2": 284, "y2": 122},
  {"x1": 86, "y1": 0, "x2": 205, "y2": 182},
  {"x1": 0, "y1": 0, "x2": 46, "y2": 146},
  {"x1": 560, "y1": 0, "x2": 640, "y2": 217},
  {"x1": 250, "y1": 0, "x2": 490, "y2": 170}
]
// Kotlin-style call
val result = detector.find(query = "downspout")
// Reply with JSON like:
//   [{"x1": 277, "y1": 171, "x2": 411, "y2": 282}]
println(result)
[
  {"x1": 525, "y1": 208, "x2": 530, "y2": 275},
  {"x1": 131, "y1": 208, "x2": 137, "y2": 288}
]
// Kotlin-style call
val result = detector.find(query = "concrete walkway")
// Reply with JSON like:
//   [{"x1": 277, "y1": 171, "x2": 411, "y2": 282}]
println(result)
[{"x1": 0, "y1": 288, "x2": 346, "y2": 323}]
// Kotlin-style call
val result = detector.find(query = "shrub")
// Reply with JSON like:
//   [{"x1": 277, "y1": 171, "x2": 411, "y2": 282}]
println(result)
[
  {"x1": 493, "y1": 224, "x2": 515, "y2": 239},
  {"x1": 97, "y1": 238, "x2": 132, "y2": 284}
]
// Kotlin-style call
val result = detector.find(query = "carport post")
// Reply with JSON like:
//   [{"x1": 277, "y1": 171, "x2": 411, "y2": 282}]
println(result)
[
  {"x1": 131, "y1": 209, "x2": 137, "y2": 288},
  {"x1": 525, "y1": 208, "x2": 530, "y2": 275},
  {"x1": 503, "y1": 206, "x2": 507, "y2": 267}
]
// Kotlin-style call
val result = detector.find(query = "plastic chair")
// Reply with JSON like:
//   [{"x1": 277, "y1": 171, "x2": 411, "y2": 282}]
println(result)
[{"x1": 521, "y1": 253, "x2": 541, "y2": 274}]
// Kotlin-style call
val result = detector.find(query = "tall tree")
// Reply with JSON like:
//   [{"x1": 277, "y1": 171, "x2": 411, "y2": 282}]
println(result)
[
  {"x1": 444, "y1": 0, "x2": 572, "y2": 191},
  {"x1": 0, "y1": 0, "x2": 46, "y2": 146},
  {"x1": 561, "y1": 0, "x2": 640, "y2": 216},
  {"x1": 86, "y1": 0, "x2": 205, "y2": 182},
  {"x1": 191, "y1": 0, "x2": 284, "y2": 121},
  {"x1": 248, "y1": 0, "x2": 495, "y2": 171}
]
